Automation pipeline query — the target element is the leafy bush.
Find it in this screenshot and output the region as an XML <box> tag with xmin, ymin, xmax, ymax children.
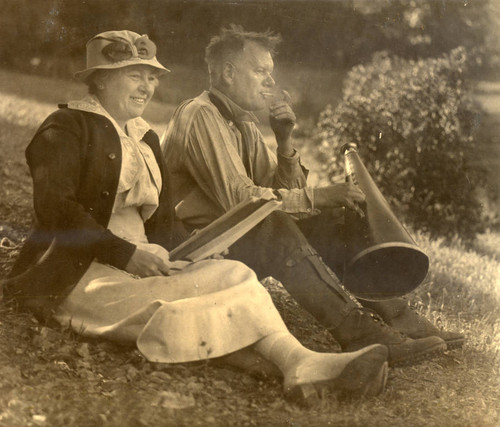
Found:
<box><xmin>314</xmin><ymin>47</ymin><xmax>487</xmax><ymax>242</ymax></box>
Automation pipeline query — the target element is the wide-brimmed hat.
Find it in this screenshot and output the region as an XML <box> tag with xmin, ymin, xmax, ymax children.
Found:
<box><xmin>75</xmin><ymin>30</ymin><xmax>169</xmax><ymax>81</ymax></box>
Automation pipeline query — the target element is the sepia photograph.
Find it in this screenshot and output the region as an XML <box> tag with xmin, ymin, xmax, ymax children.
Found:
<box><xmin>0</xmin><ymin>0</ymin><xmax>498</xmax><ymax>425</ymax></box>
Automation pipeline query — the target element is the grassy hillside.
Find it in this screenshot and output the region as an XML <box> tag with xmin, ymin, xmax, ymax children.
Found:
<box><xmin>0</xmin><ymin>69</ymin><xmax>499</xmax><ymax>426</ymax></box>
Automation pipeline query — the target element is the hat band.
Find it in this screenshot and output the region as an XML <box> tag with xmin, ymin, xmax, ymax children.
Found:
<box><xmin>100</xmin><ymin>35</ymin><xmax>157</xmax><ymax>63</ymax></box>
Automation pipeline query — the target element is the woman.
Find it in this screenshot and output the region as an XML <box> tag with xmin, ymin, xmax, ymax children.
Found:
<box><xmin>2</xmin><ymin>30</ymin><xmax>388</xmax><ymax>403</ymax></box>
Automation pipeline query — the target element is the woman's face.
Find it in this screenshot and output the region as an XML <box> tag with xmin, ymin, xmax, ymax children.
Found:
<box><xmin>97</xmin><ymin>65</ymin><xmax>159</xmax><ymax>127</ymax></box>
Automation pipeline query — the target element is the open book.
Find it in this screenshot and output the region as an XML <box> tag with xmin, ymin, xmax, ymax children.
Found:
<box><xmin>169</xmin><ymin>197</ymin><xmax>282</xmax><ymax>262</ymax></box>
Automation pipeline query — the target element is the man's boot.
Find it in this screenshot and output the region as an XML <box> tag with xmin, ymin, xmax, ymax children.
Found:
<box><xmin>275</xmin><ymin>246</ymin><xmax>447</xmax><ymax>366</ymax></box>
<box><xmin>333</xmin><ymin>308</ymin><xmax>446</xmax><ymax>366</ymax></box>
<box><xmin>296</xmin><ymin>209</ymin><xmax>455</xmax><ymax>355</ymax></box>
<box><xmin>229</xmin><ymin>212</ymin><xmax>447</xmax><ymax>366</ymax></box>
<box><xmin>361</xmin><ymin>298</ymin><xmax>465</xmax><ymax>350</ymax></box>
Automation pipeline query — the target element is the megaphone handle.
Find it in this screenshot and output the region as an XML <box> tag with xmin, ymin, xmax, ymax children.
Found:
<box><xmin>344</xmin><ymin>167</ymin><xmax>365</xmax><ymax>218</ymax></box>
<box><xmin>346</xmin><ymin>173</ymin><xmax>358</xmax><ymax>186</ymax></box>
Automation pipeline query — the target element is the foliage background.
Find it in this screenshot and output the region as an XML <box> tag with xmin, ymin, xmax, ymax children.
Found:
<box><xmin>1</xmin><ymin>0</ymin><xmax>499</xmax><ymax>237</ymax></box>
<box><xmin>1</xmin><ymin>0</ymin><xmax>498</xmax><ymax>69</ymax></box>
<box><xmin>1</xmin><ymin>0</ymin><xmax>499</xmax><ymax>110</ymax></box>
<box><xmin>314</xmin><ymin>47</ymin><xmax>487</xmax><ymax>241</ymax></box>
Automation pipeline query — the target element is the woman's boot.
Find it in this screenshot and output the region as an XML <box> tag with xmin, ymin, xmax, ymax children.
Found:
<box><xmin>253</xmin><ymin>332</ymin><xmax>389</xmax><ymax>404</ymax></box>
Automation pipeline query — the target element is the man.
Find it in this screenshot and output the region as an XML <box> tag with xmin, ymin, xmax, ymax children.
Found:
<box><xmin>163</xmin><ymin>25</ymin><xmax>464</xmax><ymax>366</ymax></box>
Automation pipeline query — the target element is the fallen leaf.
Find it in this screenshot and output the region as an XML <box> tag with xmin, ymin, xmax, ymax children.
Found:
<box><xmin>153</xmin><ymin>391</ymin><xmax>195</xmax><ymax>409</ymax></box>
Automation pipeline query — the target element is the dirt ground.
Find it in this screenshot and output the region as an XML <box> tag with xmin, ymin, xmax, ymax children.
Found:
<box><xmin>0</xmin><ymin>255</ymin><xmax>498</xmax><ymax>426</ymax></box>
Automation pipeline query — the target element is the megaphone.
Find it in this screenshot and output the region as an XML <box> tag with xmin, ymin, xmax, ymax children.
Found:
<box><xmin>341</xmin><ymin>143</ymin><xmax>429</xmax><ymax>300</ymax></box>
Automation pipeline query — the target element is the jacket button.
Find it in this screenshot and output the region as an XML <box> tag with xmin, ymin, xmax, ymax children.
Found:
<box><xmin>108</xmin><ymin>153</ymin><xmax>116</xmax><ymax>160</ymax></box>
<box><xmin>101</xmin><ymin>191</ymin><xmax>110</xmax><ymax>198</ymax></box>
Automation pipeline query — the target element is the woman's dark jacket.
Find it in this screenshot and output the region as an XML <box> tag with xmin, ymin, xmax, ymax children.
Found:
<box><xmin>3</xmin><ymin>106</ymin><xmax>178</xmax><ymax>321</ymax></box>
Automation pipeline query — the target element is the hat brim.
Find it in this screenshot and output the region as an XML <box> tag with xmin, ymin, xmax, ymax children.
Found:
<box><xmin>74</xmin><ymin>57</ymin><xmax>170</xmax><ymax>81</ymax></box>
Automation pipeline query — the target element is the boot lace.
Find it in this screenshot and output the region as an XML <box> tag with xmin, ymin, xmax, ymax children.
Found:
<box><xmin>359</xmin><ymin>308</ymin><xmax>408</xmax><ymax>340</ymax></box>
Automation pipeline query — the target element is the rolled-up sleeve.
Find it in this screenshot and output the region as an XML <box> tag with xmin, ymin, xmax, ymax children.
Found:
<box><xmin>275</xmin><ymin>149</ymin><xmax>309</xmax><ymax>189</ymax></box>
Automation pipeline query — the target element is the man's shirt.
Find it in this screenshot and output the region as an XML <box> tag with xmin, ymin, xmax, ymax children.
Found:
<box><xmin>163</xmin><ymin>88</ymin><xmax>316</xmax><ymax>229</ymax></box>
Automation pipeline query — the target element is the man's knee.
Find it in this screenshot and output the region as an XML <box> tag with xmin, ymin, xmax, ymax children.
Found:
<box><xmin>227</xmin><ymin>211</ymin><xmax>308</xmax><ymax>277</ymax></box>
<box><xmin>296</xmin><ymin>209</ymin><xmax>347</xmax><ymax>278</ymax></box>
<box><xmin>257</xmin><ymin>211</ymin><xmax>310</xmax><ymax>246</ymax></box>
<box><xmin>297</xmin><ymin>208</ymin><xmax>345</xmax><ymax>239</ymax></box>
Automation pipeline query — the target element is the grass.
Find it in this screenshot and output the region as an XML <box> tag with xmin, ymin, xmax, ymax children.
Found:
<box><xmin>412</xmin><ymin>231</ymin><xmax>500</xmax><ymax>357</ymax></box>
<box><xmin>0</xmin><ymin>68</ymin><xmax>499</xmax><ymax>426</ymax></box>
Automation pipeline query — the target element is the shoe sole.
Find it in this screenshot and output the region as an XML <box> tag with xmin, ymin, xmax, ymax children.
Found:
<box><xmin>363</xmin><ymin>361</ymin><xmax>388</xmax><ymax>396</ymax></box>
<box><xmin>406</xmin><ymin>333</ymin><xmax>466</xmax><ymax>351</ymax></box>
<box><xmin>390</xmin><ymin>340</ymin><xmax>447</xmax><ymax>367</ymax></box>
<box><xmin>445</xmin><ymin>337</ymin><xmax>465</xmax><ymax>350</ymax></box>
<box><xmin>285</xmin><ymin>345</ymin><xmax>389</xmax><ymax>405</ymax></box>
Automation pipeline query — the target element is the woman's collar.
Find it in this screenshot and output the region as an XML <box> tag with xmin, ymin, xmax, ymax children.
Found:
<box><xmin>68</xmin><ymin>94</ymin><xmax>151</xmax><ymax>139</ymax></box>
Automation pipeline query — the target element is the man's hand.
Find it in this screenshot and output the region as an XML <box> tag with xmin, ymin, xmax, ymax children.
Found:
<box><xmin>125</xmin><ymin>248</ymin><xmax>170</xmax><ymax>277</ymax></box>
<box><xmin>313</xmin><ymin>183</ymin><xmax>366</xmax><ymax>217</ymax></box>
<box><xmin>269</xmin><ymin>90</ymin><xmax>296</xmax><ymax>156</ymax></box>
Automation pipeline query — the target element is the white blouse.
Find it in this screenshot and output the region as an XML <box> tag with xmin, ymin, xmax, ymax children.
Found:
<box><xmin>68</xmin><ymin>95</ymin><xmax>162</xmax><ymax>243</ymax></box>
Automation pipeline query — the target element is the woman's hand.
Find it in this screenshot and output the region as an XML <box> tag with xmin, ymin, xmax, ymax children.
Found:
<box><xmin>125</xmin><ymin>248</ymin><xmax>170</xmax><ymax>277</ymax></box>
<box><xmin>313</xmin><ymin>183</ymin><xmax>366</xmax><ymax>217</ymax></box>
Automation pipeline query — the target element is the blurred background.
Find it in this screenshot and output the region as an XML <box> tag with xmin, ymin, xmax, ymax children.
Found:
<box><xmin>2</xmin><ymin>0</ymin><xmax>499</xmax><ymax>113</ymax></box>
<box><xmin>1</xmin><ymin>0</ymin><xmax>499</xmax><ymax>242</ymax></box>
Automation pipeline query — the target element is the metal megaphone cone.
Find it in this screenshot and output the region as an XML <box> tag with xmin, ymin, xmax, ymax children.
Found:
<box><xmin>341</xmin><ymin>143</ymin><xmax>429</xmax><ymax>300</ymax></box>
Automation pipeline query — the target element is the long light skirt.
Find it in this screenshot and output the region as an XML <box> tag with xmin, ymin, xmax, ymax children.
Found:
<box><xmin>54</xmin><ymin>258</ymin><xmax>287</xmax><ymax>363</ymax></box>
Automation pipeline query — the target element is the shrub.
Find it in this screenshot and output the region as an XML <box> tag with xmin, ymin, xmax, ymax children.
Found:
<box><xmin>314</xmin><ymin>47</ymin><xmax>487</xmax><ymax>242</ymax></box>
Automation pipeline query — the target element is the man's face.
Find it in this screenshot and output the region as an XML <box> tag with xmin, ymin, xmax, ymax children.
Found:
<box><xmin>225</xmin><ymin>41</ymin><xmax>275</xmax><ymax>111</ymax></box>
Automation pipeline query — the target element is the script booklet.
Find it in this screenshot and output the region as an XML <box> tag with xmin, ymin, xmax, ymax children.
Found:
<box><xmin>169</xmin><ymin>197</ymin><xmax>282</xmax><ymax>262</ymax></box>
